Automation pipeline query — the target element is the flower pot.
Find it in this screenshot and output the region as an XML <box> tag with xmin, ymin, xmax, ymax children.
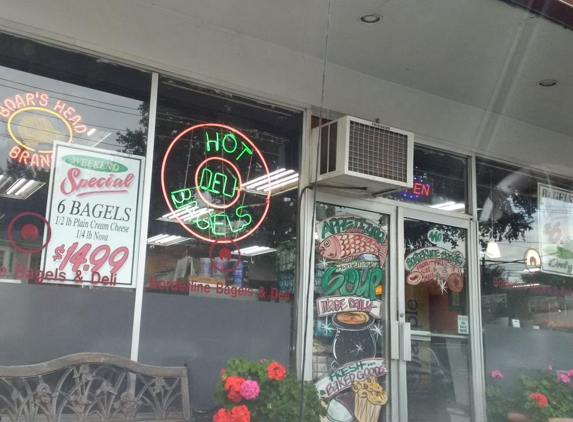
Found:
<box><xmin>507</xmin><ymin>412</ymin><xmax>529</xmax><ymax>422</ymax></box>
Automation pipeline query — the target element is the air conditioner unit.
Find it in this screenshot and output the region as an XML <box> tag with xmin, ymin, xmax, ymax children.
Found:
<box><xmin>310</xmin><ymin>116</ymin><xmax>414</xmax><ymax>194</ymax></box>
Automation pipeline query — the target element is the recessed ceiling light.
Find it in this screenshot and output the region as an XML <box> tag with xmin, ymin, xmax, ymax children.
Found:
<box><xmin>538</xmin><ymin>79</ymin><xmax>558</xmax><ymax>87</ymax></box>
<box><xmin>360</xmin><ymin>14</ymin><xmax>381</xmax><ymax>24</ymax></box>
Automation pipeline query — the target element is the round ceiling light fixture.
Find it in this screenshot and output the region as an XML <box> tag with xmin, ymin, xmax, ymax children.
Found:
<box><xmin>538</xmin><ymin>79</ymin><xmax>558</xmax><ymax>87</ymax></box>
<box><xmin>360</xmin><ymin>14</ymin><xmax>382</xmax><ymax>24</ymax></box>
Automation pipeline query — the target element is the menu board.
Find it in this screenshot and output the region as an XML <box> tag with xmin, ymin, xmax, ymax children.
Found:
<box><xmin>538</xmin><ymin>183</ymin><xmax>573</xmax><ymax>277</ymax></box>
<box><xmin>41</xmin><ymin>143</ymin><xmax>144</xmax><ymax>288</ymax></box>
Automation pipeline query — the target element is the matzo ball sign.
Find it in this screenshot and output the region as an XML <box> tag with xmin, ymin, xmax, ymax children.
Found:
<box><xmin>1</xmin><ymin>92</ymin><xmax>87</xmax><ymax>168</ymax></box>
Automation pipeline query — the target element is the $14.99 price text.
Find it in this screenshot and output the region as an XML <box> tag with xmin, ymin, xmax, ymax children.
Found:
<box><xmin>52</xmin><ymin>242</ymin><xmax>129</xmax><ymax>274</ymax></box>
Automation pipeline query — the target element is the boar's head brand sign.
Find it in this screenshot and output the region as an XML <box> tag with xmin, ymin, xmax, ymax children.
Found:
<box><xmin>1</xmin><ymin>92</ymin><xmax>88</xmax><ymax>168</ymax></box>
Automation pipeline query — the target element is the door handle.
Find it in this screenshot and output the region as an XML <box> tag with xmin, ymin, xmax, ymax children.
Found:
<box><xmin>390</xmin><ymin>320</ymin><xmax>400</xmax><ymax>360</ymax></box>
<box><xmin>400</xmin><ymin>322</ymin><xmax>412</xmax><ymax>361</ymax></box>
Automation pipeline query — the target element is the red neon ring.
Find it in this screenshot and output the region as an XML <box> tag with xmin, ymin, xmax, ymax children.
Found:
<box><xmin>194</xmin><ymin>157</ymin><xmax>243</xmax><ymax>210</ymax></box>
<box><xmin>160</xmin><ymin>123</ymin><xmax>271</xmax><ymax>244</ymax></box>
<box><xmin>209</xmin><ymin>239</ymin><xmax>241</xmax><ymax>274</ymax></box>
<box><xmin>7</xmin><ymin>212</ymin><xmax>52</xmax><ymax>254</ymax></box>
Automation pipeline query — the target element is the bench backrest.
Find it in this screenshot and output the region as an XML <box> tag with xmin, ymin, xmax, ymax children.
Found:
<box><xmin>0</xmin><ymin>353</ymin><xmax>191</xmax><ymax>422</ymax></box>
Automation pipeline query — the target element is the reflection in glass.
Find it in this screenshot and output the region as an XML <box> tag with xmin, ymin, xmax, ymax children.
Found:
<box><xmin>0</xmin><ymin>32</ymin><xmax>150</xmax><ymax>364</ymax></box>
<box><xmin>383</xmin><ymin>146</ymin><xmax>467</xmax><ymax>213</ymax></box>
<box><xmin>404</xmin><ymin>219</ymin><xmax>472</xmax><ymax>421</ymax></box>
<box><xmin>478</xmin><ymin>158</ymin><xmax>573</xmax><ymax>421</ymax></box>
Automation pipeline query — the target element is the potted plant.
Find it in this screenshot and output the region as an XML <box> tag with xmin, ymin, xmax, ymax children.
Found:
<box><xmin>212</xmin><ymin>358</ymin><xmax>327</xmax><ymax>422</ymax></box>
<box><xmin>486</xmin><ymin>370</ymin><xmax>519</xmax><ymax>422</ymax></box>
<box><xmin>516</xmin><ymin>367</ymin><xmax>573</xmax><ymax>422</ymax></box>
<box><xmin>486</xmin><ymin>368</ymin><xmax>573</xmax><ymax>422</ymax></box>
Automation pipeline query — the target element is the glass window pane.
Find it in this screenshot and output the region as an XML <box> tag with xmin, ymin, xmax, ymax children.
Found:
<box><xmin>313</xmin><ymin>203</ymin><xmax>391</xmax><ymax>422</ymax></box>
<box><xmin>478</xmin><ymin>158</ymin><xmax>573</xmax><ymax>421</ymax></box>
<box><xmin>138</xmin><ymin>77</ymin><xmax>302</xmax><ymax>411</ymax></box>
<box><xmin>404</xmin><ymin>219</ymin><xmax>472</xmax><ymax>421</ymax></box>
<box><xmin>383</xmin><ymin>146</ymin><xmax>467</xmax><ymax>213</ymax></box>
<box><xmin>0</xmin><ymin>33</ymin><xmax>151</xmax><ymax>364</ymax></box>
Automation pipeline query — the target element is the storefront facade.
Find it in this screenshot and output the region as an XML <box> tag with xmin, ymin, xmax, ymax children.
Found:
<box><xmin>0</xmin><ymin>2</ymin><xmax>572</xmax><ymax>421</ymax></box>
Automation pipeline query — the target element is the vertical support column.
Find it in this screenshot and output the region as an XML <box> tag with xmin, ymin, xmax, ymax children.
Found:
<box><xmin>295</xmin><ymin>109</ymin><xmax>315</xmax><ymax>381</ymax></box>
<box><xmin>396</xmin><ymin>207</ymin><xmax>409</xmax><ymax>422</ymax></box>
<box><xmin>469</xmin><ymin>219</ymin><xmax>486</xmax><ymax>421</ymax></box>
<box><xmin>130</xmin><ymin>72</ymin><xmax>159</xmax><ymax>362</ymax></box>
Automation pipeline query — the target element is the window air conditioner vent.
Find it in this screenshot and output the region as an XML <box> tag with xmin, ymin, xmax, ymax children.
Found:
<box><xmin>311</xmin><ymin>116</ymin><xmax>414</xmax><ymax>194</ymax></box>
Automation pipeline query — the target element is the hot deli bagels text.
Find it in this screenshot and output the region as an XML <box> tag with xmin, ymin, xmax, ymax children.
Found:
<box><xmin>40</xmin><ymin>143</ymin><xmax>145</xmax><ymax>288</ymax></box>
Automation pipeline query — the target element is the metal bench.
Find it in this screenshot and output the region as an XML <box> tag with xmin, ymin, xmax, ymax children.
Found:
<box><xmin>0</xmin><ymin>353</ymin><xmax>191</xmax><ymax>422</ymax></box>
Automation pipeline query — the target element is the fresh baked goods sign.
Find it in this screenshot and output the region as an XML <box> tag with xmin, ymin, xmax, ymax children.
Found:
<box><xmin>314</xmin><ymin>214</ymin><xmax>389</xmax><ymax>422</ymax></box>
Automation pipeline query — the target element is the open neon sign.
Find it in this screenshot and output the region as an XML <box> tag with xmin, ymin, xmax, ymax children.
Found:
<box><xmin>160</xmin><ymin>123</ymin><xmax>271</xmax><ymax>243</ymax></box>
<box><xmin>401</xmin><ymin>176</ymin><xmax>432</xmax><ymax>200</ymax></box>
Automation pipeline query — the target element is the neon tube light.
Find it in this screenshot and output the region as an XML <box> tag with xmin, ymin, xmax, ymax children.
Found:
<box><xmin>242</xmin><ymin>168</ymin><xmax>288</xmax><ymax>188</ymax></box>
<box><xmin>440</xmin><ymin>203</ymin><xmax>465</xmax><ymax>211</ymax></box>
<box><xmin>6</xmin><ymin>179</ymin><xmax>27</xmax><ymax>195</ymax></box>
<box><xmin>14</xmin><ymin>179</ymin><xmax>37</xmax><ymax>196</ymax></box>
<box><xmin>243</xmin><ymin>169</ymin><xmax>295</xmax><ymax>189</ymax></box>
<box><xmin>161</xmin><ymin>123</ymin><xmax>271</xmax><ymax>244</ymax></box>
<box><xmin>194</xmin><ymin>156</ymin><xmax>243</xmax><ymax>210</ymax></box>
<box><xmin>231</xmin><ymin>246</ymin><xmax>276</xmax><ymax>256</ymax></box>
<box><xmin>148</xmin><ymin>234</ymin><xmax>170</xmax><ymax>242</ymax></box>
<box><xmin>262</xmin><ymin>174</ymin><xmax>299</xmax><ymax>192</ymax></box>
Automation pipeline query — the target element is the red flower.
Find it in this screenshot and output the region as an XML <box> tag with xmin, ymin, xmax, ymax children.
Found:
<box><xmin>225</xmin><ymin>376</ymin><xmax>245</xmax><ymax>403</ymax></box>
<box><xmin>231</xmin><ymin>405</ymin><xmax>251</xmax><ymax>422</ymax></box>
<box><xmin>530</xmin><ymin>392</ymin><xmax>548</xmax><ymax>407</ymax></box>
<box><xmin>221</xmin><ymin>369</ymin><xmax>227</xmax><ymax>373</ymax></box>
<box><xmin>267</xmin><ymin>362</ymin><xmax>286</xmax><ymax>381</ymax></box>
<box><xmin>213</xmin><ymin>408</ymin><xmax>232</xmax><ymax>422</ymax></box>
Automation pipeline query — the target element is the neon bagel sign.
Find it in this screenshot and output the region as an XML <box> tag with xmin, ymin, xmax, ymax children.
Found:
<box><xmin>160</xmin><ymin>123</ymin><xmax>271</xmax><ymax>244</ymax></box>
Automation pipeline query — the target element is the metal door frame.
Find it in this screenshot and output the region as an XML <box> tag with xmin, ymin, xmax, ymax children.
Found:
<box><xmin>302</xmin><ymin>190</ymin><xmax>399</xmax><ymax>422</ymax></box>
<box><xmin>298</xmin><ymin>191</ymin><xmax>484</xmax><ymax>422</ymax></box>
<box><xmin>396</xmin><ymin>207</ymin><xmax>484</xmax><ymax>422</ymax></box>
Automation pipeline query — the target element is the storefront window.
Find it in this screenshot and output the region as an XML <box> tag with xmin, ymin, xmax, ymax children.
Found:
<box><xmin>478</xmin><ymin>158</ymin><xmax>573</xmax><ymax>420</ymax></box>
<box><xmin>383</xmin><ymin>146</ymin><xmax>467</xmax><ymax>213</ymax></box>
<box><xmin>138</xmin><ymin>77</ymin><xmax>302</xmax><ymax>410</ymax></box>
<box><xmin>0</xmin><ymin>33</ymin><xmax>151</xmax><ymax>363</ymax></box>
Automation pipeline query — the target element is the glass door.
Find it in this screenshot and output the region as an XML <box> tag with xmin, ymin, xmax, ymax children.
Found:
<box><xmin>398</xmin><ymin>209</ymin><xmax>474</xmax><ymax>422</ymax></box>
<box><xmin>312</xmin><ymin>194</ymin><xmax>396</xmax><ymax>422</ymax></box>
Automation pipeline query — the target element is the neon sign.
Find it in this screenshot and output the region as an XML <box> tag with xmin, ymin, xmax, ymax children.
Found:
<box><xmin>401</xmin><ymin>176</ymin><xmax>432</xmax><ymax>199</ymax></box>
<box><xmin>1</xmin><ymin>92</ymin><xmax>87</xmax><ymax>168</ymax></box>
<box><xmin>161</xmin><ymin>123</ymin><xmax>271</xmax><ymax>243</ymax></box>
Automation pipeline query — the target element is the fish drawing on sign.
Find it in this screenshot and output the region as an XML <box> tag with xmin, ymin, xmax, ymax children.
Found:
<box><xmin>319</xmin><ymin>229</ymin><xmax>388</xmax><ymax>267</ymax></box>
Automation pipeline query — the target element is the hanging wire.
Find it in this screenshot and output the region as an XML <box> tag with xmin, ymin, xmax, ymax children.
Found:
<box><xmin>299</xmin><ymin>0</ymin><xmax>332</xmax><ymax>420</ymax></box>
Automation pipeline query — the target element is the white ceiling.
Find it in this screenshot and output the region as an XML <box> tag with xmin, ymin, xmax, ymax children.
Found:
<box><xmin>136</xmin><ymin>0</ymin><xmax>573</xmax><ymax>138</ymax></box>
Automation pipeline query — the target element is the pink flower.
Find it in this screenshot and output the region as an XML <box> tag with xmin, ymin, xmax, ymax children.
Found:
<box><xmin>547</xmin><ymin>365</ymin><xmax>553</xmax><ymax>372</ymax></box>
<box><xmin>558</xmin><ymin>373</ymin><xmax>571</xmax><ymax>383</ymax></box>
<box><xmin>240</xmin><ymin>380</ymin><xmax>260</xmax><ymax>400</ymax></box>
<box><xmin>567</xmin><ymin>369</ymin><xmax>573</xmax><ymax>377</ymax></box>
<box><xmin>491</xmin><ymin>370</ymin><xmax>504</xmax><ymax>379</ymax></box>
